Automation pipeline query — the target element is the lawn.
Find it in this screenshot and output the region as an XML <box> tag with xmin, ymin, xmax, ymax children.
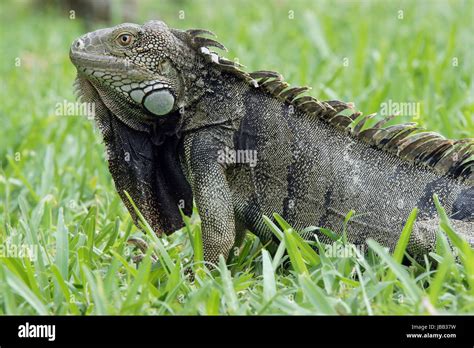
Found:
<box><xmin>0</xmin><ymin>0</ymin><xmax>473</xmax><ymax>315</ymax></box>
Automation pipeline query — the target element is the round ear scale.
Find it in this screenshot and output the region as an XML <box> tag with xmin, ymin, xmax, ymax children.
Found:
<box><xmin>143</xmin><ymin>89</ymin><xmax>175</xmax><ymax>116</ymax></box>
<box><xmin>123</xmin><ymin>80</ymin><xmax>175</xmax><ymax>116</ymax></box>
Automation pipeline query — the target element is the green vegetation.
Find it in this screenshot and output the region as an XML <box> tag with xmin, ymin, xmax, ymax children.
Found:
<box><xmin>0</xmin><ymin>0</ymin><xmax>473</xmax><ymax>315</ymax></box>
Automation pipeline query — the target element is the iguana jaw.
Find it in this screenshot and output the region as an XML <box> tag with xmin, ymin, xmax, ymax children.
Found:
<box><xmin>70</xmin><ymin>50</ymin><xmax>150</xmax><ymax>79</ymax></box>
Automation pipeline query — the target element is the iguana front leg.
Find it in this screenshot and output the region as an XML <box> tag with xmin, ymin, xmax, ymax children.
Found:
<box><xmin>185</xmin><ymin>135</ymin><xmax>236</xmax><ymax>266</ymax></box>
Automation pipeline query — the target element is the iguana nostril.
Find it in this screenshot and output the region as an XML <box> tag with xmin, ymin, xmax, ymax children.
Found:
<box><xmin>74</xmin><ymin>39</ymin><xmax>85</xmax><ymax>50</ymax></box>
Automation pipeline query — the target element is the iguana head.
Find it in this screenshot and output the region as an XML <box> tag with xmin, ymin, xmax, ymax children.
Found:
<box><xmin>70</xmin><ymin>20</ymin><xmax>209</xmax><ymax>130</ymax></box>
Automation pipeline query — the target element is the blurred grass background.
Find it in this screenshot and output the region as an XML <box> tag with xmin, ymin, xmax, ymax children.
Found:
<box><xmin>0</xmin><ymin>0</ymin><xmax>473</xmax><ymax>315</ymax></box>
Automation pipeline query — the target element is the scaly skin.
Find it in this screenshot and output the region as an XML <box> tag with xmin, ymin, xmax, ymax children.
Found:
<box><xmin>70</xmin><ymin>21</ymin><xmax>473</xmax><ymax>267</ymax></box>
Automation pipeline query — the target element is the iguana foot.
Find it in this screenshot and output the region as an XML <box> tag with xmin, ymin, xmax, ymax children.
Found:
<box><xmin>127</xmin><ymin>237</ymin><xmax>158</xmax><ymax>263</ymax></box>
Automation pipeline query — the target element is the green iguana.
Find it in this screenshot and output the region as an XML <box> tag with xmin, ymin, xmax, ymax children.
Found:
<box><xmin>70</xmin><ymin>20</ymin><xmax>474</xmax><ymax>266</ymax></box>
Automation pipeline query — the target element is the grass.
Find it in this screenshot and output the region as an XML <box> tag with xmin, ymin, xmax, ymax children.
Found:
<box><xmin>0</xmin><ymin>0</ymin><xmax>473</xmax><ymax>315</ymax></box>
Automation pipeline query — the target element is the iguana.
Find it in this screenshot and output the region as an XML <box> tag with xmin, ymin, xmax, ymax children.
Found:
<box><xmin>69</xmin><ymin>20</ymin><xmax>474</xmax><ymax>266</ymax></box>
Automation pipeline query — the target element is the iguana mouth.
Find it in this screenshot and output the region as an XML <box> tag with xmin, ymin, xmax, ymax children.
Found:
<box><xmin>70</xmin><ymin>51</ymin><xmax>123</xmax><ymax>69</ymax></box>
<box><xmin>70</xmin><ymin>50</ymin><xmax>150</xmax><ymax>79</ymax></box>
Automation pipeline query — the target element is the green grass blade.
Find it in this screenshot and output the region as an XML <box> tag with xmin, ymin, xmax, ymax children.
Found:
<box><xmin>263</xmin><ymin>215</ymin><xmax>284</xmax><ymax>240</ymax></box>
<box><xmin>284</xmin><ymin>230</ymin><xmax>308</xmax><ymax>275</ymax></box>
<box><xmin>299</xmin><ymin>274</ymin><xmax>337</xmax><ymax>314</ymax></box>
<box><xmin>193</xmin><ymin>225</ymin><xmax>204</xmax><ymax>270</ymax></box>
<box><xmin>384</xmin><ymin>208</ymin><xmax>417</xmax><ymax>298</ymax></box>
<box><xmin>433</xmin><ymin>194</ymin><xmax>474</xmax><ymax>293</ymax></box>
<box><xmin>291</xmin><ymin>230</ymin><xmax>321</xmax><ymax>267</ymax></box>
<box><xmin>355</xmin><ymin>264</ymin><xmax>373</xmax><ymax>315</ymax></box>
<box><xmin>262</xmin><ymin>249</ymin><xmax>276</xmax><ymax>302</ymax></box>
<box><xmin>271</xmin><ymin>239</ymin><xmax>287</xmax><ymax>270</ymax></box>
<box><xmin>428</xmin><ymin>232</ymin><xmax>454</xmax><ymax>306</ymax></box>
<box><xmin>55</xmin><ymin>207</ymin><xmax>69</xmax><ymax>280</ymax></box>
<box><xmin>0</xmin><ymin>265</ymin><xmax>18</xmax><ymax>314</ymax></box>
<box><xmin>218</xmin><ymin>255</ymin><xmax>238</xmax><ymax>314</ymax></box>
<box><xmin>5</xmin><ymin>268</ymin><xmax>49</xmax><ymax>315</ymax></box>
<box><xmin>392</xmin><ymin>208</ymin><xmax>417</xmax><ymax>264</ymax></box>
<box><xmin>81</xmin><ymin>265</ymin><xmax>107</xmax><ymax>315</ymax></box>
<box><xmin>368</xmin><ymin>239</ymin><xmax>422</xmax><ymax>302</ymax></box>
<box><xmin>50</xmin><ymin>264</ymin><xmax>80</xmax><ymax>315</ymax></box>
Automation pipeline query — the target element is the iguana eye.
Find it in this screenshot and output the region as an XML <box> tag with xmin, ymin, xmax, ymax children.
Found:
<box><xmin>116</xmin><ymin>33</ymin><xmax>133</xmax><ymax>47</ymax></box>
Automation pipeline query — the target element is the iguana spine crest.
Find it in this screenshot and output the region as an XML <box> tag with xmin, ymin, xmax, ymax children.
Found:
<box><xmin>185</xmin><ymin>28</ymin><xmax>473</xmax><ymax>183</ymax></box>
